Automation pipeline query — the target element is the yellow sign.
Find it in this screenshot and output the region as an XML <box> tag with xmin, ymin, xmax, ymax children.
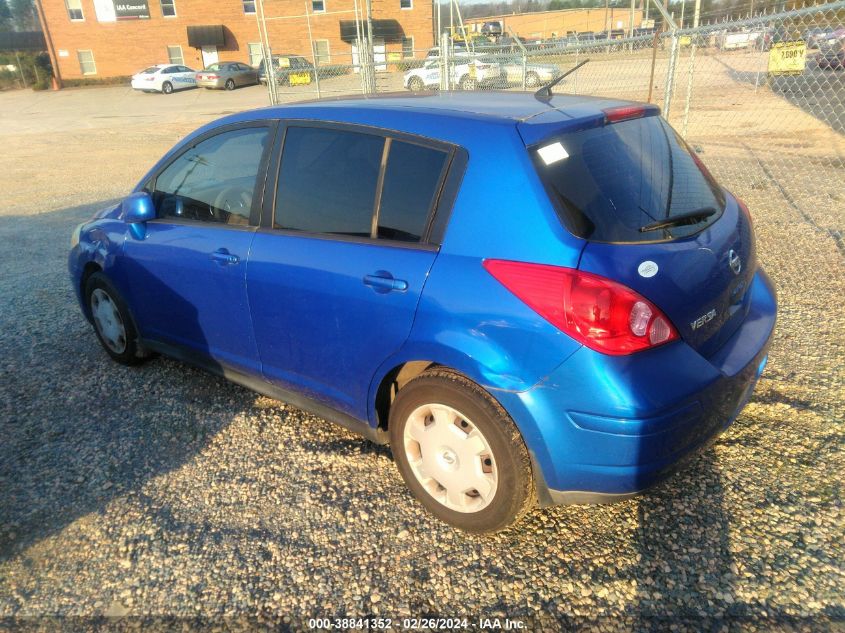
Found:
<box><xmin>278</xmin><ymin>57</ymin><xmax>291</xmax><ymax>68</ymax></box>
<box><xmin>387</xmin><ymin>52</ymin><xmax>402</xmax><ymax>62</ymax></box>
<box><xmin>768</xmin><ymin>41</ymin><xmax>806</xmax><ymax>75</ymax></box>
<box><xmin>289</xmin><ymin>71</ymin><xmax>311</xmax><ymax>86</ymax></box>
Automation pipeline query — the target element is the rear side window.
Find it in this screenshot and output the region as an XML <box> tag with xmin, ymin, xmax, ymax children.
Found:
<box><xmin>275</xmin><ymin>126</ymin><xmax>384</xmax><ymax>236</ymax></box>
<box><xmin>378</xmin><ymin>140</ymin><xmax>448</xmax><ymax>242</ymax></box>
<box><xmin>274</xmin><ymin>126</ymin><xmax>450</xmax><ymax>243</ymax></box>
<box><xmin>533</xmin><ymin>116</ymin><xmax>725</xmax><ymax>243</ymax></box>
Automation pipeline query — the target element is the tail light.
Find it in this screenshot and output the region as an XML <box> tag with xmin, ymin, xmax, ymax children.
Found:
<box><xmin>602</xmin><ymin>104</ymin><xmax>658</xmax><ymax>123</ymax></box>
<box><xmin>483</xmin><ymin>260</ymin><xmax>679</xmax><ymax>355</ymax></box>
<box><xmin>145</xmin><ymin>76</ymin><xmax>155</xmax><ymax>81</ymax></box>
<box><xmin>206</xmin><ymin>74</ymin><xmax>219</xmax><ymax>79</ymax></box>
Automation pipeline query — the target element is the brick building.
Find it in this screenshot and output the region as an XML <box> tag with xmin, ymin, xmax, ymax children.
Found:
<box><xmin>464</xmin><ymin>7</ymin><xmax>644</xmax><ymax>40</ymax></box>
<box><xmin>37</xmin><ymin>0</ymin><xmax>434</xmax><ymax>80</ymax></box>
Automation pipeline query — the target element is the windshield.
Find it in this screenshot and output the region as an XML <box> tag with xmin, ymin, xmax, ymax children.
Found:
<box><xmin>533</xmin><ymin>115</ymin><xmax>725</xmax><ymax>243</ymax></box>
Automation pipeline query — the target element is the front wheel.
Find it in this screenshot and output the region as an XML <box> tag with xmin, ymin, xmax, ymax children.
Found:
<box><xmin>389</xmin><ymin>369</ymin><xmax>536</xmax><ymax>533</ymax></box>
<box><xmin>85</xmin><ymin>272</ymin><xmax>149</xmax><ymax>366</ymax></box>
<box><xmin>161</xmin><ymin>81</ymin><xmax>173</xmax><ymax>94</ymax></box>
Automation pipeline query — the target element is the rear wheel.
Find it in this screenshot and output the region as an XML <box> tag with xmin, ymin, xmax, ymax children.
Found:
<box><xmin>161</xmin><ymin>81</ymin><xmax>173</xmax><ymax>95</ymax></box>
<box><xmin>459</xmin><ymin>75</ymin><xmax>478</xmax><ymax>90</ymax></box>
<box><xmin>389</xmin><ymin>369</ymin><xmax>535</xmax><ymax>533</ymax></box>
<box><xmin>85</xmin><ymin>272</ymin><xmax>149</xmax><ymax>366</ymax></box>
<box><xmin>225</xmin><ymin>78</ymin><xmax>235</xmax><ymax>91</ymax></box>
<box><xmin>525</xmin><ymin>71</ymin><xmax>541</xmax><ymax>88</ymax></box>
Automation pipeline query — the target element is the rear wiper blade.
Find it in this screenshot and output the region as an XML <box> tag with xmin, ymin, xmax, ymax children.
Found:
<box><xmin>638</xmin><ymin>207</ymin><xmax>717</xmax><ymax>233</ymax></box>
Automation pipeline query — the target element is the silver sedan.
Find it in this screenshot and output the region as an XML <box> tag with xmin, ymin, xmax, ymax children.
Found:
<box><xmin>196</xmin><ymin>62</ymin><xmax>258</xmax><ymax>90</ymax></box>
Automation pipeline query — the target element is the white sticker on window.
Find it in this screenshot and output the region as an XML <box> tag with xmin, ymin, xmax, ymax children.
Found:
<box><xmin>537</xmin><ymin>142</ymin><xmax>569</xmax><ymax>165</ymax></box>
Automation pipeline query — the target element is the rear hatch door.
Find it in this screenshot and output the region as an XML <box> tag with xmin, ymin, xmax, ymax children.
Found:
<box><xmin>524</xmin><ymin>106</ymin><xmax>756</xmax><ymax>358</ymax></box>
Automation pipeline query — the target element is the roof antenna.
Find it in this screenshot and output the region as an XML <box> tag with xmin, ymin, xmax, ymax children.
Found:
<box><xmin>534</xmin><ymin>59</ymin><xmax>590</xmax><ymax>100</ymax></box>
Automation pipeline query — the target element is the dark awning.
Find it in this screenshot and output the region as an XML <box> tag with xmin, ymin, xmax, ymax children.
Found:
<box><xmin>0</xmin><ymin>31</ymin><xmax>46</xmax><ymax>52</ymax></box>
<box><xmin>339</xmin><ymin>19</ymin><xmax>404</xmax><ymax>44</ymax></box>
<box><xmin>187</xmin><ymin>25</ymin><xmax>225</xmax><ymax>48</ymax></box>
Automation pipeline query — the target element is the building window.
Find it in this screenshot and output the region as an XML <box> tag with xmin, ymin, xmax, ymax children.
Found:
<box><xmin>65</xmin><ymin>0</ymin><xmax>84</xmax><ymax>21</ymax></box>
<box><xmin>166</xmin><ymin>45</ymin><xmax>184</xmax><ymax>64</ymax></box>
<box><xmin>314</xmin><ymin>39</ymin><xmax>330</xmax><ymax>64</ymax></box>
<box><xmin>243</xmin><ymin>0</ymin><xmax>256</xmax><ymax>13</ymax></box>
<box><xmin>312</xmin><ymin>0</ymin><xmax>325</xmax><ymax>13</ymax></box>
<box><xmin>248</xmin><ymin>43</ymin><xmax>263</xmax><ymax>67</ymax></box>
<box><xmin>160</xmin><ymin>0</ymin><xmax>176</xmax><ymax>17</ymax></box>
<box><xmin>402</xmin><ymin>36</ymin><xmax>414</xmax><ymax>58</ymax></box>
<box><xmin>77</xmin><ymin>50</ymin><xmax>96</xmax><ymax>75</ymax></box>
<box><xmin>400</xmin><ymin>0</ymin><xmax>412</xmax><ymax>8</ymax></box>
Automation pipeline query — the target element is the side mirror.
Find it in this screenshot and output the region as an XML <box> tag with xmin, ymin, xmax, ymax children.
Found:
<box><xmin>122</xmin><ymin>191</ymin><xmax>155</xmax><ymax>240</ymax></box>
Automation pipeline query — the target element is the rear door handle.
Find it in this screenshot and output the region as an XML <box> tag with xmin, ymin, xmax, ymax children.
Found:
<box><xmin>211</xmin><ymin>249</ymin><xmax>240</xmax><ymax>266</ymax></box>
<box><xmin>363</xmin><ymin>272</ymin><xmax>408</xmax><ymax>293</ymax></box>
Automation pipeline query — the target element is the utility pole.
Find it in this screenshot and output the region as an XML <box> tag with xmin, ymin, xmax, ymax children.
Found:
<box><xmin>366</xmin><ymin>0</ymin><xmax>375</xmax><ymax>92</ymax></box>
<box><xmin>693</xmin><ymin>0</ymin><xmax>701</xmax><ymax>27</ymax></box>
<box><xmin>629</xmin><ymin>0</ymin><xmax>635</xmax><ymax>37</ymax></box>
<box><xmin>33</xmin><ymin>0</ymin><xmax>62</xmax><ymax>89</ymax></box>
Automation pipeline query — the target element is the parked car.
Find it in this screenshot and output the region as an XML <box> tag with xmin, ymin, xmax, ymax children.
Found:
<box><xmin>257</xmin><ymin>54</ymin><xmax>315</xmax><ymax>86</ymax></box>
<box><xmin>498</xmin><ymin>57</ymin><xmax>560</xmax><ymax>88</ymax></box>
<box><xmin>69</xmin><ymin>92</ymin><xmax>776</xmax><ymax>533</ymax></box>
<box><xmin>130</xmin><ymin>64</ymin><xmax>196</xmax><ymax>94</ymax></box>
<box><xmin>196</xmin><ymin>61</ymin><xmax>259</xmax><ymax>90</ymax></box>
<box><xmin>480</xmin><ymin>20</ymin><xmax>503</xmax><ymax>37</ymax></box>
<box><xmin>817</xmin><ymin>40</ymin><xmax>845</xmax><ymax>69</ymax></box>
<box><xmin>404</xmin><ymin>55</ymin><xmax>505</xmax><ymax>90</ymax></box>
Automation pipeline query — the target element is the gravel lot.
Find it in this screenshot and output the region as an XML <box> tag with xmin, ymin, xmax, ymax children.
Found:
<box><xmin>0</xmin><ymin>82</ymin><xmax>843</xmax><ymax>631</ymax></box>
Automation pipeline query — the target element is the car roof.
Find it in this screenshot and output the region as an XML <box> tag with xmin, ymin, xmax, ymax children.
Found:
<box><xmin>202</xmin><ymin>91</ymin><xmax>645</xmax><ymax>147</ymax></box>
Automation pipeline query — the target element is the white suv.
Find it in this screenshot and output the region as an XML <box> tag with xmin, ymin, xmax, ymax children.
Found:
<box><xmin>404</xmin><ymin>55</ymin><xmax>504</xmax><ymax>91</ymax></box>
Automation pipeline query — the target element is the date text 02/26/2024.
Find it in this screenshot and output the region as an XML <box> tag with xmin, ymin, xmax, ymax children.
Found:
<box><xmin>307</xmin><ymin>617</ymin><xmax>526</xmax><ymax>630</ymax></box>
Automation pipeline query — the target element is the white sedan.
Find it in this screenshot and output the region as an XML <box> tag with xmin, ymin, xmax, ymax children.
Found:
<box><xmin>131</xmin><ymin>64</ymin><xmax>197</xmax><ymax>94</ymax></box>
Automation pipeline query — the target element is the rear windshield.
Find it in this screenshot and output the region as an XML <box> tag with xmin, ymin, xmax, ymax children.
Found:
<box><xmin>533</xmin><ymin>115</ymin><xmax>725</xmax><ymax>243</ymax></box>
<box><xmin>141</xmin><ymin>67</ymin><xmax>159</xmax><ymax>74</ymax></box>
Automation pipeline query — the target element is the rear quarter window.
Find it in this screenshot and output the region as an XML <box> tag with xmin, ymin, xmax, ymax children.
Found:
<box><xmin>533</xmin><ymin>115</ymin><xmax>725</xmax><ymax>243</ymax></box>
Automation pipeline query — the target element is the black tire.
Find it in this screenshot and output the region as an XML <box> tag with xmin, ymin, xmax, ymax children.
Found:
<box><xmin>85</xmin><ymin>272</ymin><xmax>149</xmax><ymax>366</ymax></box>
<box><xmin>408</xmin><ymin>76</ymin><xmax>424</xmax><ymax>92</ymax></box>
<box><xmin>161</xmin><ymin>81</ymin><xmax>173</xmax><ymax>95</ymax></box>
<box><xmin>225</xmin><ymin>78</ymin><xmax>235</xmax><ymax>91</ymax></box>
<box><xmin>525</xmin><ymin>71</ymin><xmax>541</xmax><ymax>88</ymax></box>
<box><xmin>389</xmin><ymin>368</ymin><xmax>536</xmax><ymax>533</ymax></box>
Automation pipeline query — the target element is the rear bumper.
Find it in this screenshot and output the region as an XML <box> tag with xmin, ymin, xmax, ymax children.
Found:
<box><xmin>497</xmin><ymin>268</ymin><xmax>777</xmax><ymax>504</ymax></box>
<box><xmin>196</xmin><ymin>78</ymin><xmax>225</xmax><ymax>89</ymax></box>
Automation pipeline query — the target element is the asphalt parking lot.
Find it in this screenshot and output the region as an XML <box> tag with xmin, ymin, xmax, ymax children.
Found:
<box><xmin>0</xmin><ymin>84</ymin><xmax>843</xmax><ymax>630</ymax></box>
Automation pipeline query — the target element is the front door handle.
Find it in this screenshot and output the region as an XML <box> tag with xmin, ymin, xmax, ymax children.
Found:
<box><xmin>363</xmin><ymin>271</ymin><xmax>408</xmax><ymax>293</ymax></box>
<box><xmin>211</xmin><ymin>249</ymin><xmax>240</xmax><ymax>266</ymax></box>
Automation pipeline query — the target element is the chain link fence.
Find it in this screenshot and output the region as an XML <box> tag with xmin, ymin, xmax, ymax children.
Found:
<box><xmin>256</xmin><ymin>2</ymin><xmax>844</xmax><ymax>251</ymax></box>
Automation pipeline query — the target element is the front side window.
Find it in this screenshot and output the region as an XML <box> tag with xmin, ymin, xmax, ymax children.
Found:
<box><xmin>312</xmin><ymin>0</ymin><xmax>325</xmax><ymax>12</ymax></box>
<box><xmin>153</xmin><ymin>127</ymin><xmax>271</xmax><ymax>225</ymax></box>
<box><xmin>275</xmin><ymin>127</ymin><xmax>383</xmax><ymax>236</ymax></box>
<box><xmin>160</xmin><ymin>0</ymin><xmax>176</xmax><ymax>17</ymax></box>
<box><xmin>166</xmin><ymin>45</ymin><xmax>183</xmax><ymax>65</ymax></box>
<box><xmin>243</xmin><ymin>0</ymin><xmax>256</xmax><ymax>13</ymax></box>
<box><xmin>77</xmin><ymin>50</ymin><xmax>96</xmax><ymax>75</ymax></box>
<box><xmin>66</xmin><ymin>0</ymin><xmax>83</xmax><ymax>20</ymax></box>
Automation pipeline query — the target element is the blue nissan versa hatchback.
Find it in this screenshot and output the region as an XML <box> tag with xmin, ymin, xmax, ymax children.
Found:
<box><xmin>69</xmin><ymin>92</ymin><xmax>776</xmax><ymax>533</ymax></box>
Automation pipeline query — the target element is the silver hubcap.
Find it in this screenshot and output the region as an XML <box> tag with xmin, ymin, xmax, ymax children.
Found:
<box><xmin>403</xmin><ymin>403</ymin><xmax>498</xmax><ymax>513</ymax></box>
<box><xmin>91</xmin><ymin>288</ymin><xmax>127</xmax><ymax>354</ymax></box>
